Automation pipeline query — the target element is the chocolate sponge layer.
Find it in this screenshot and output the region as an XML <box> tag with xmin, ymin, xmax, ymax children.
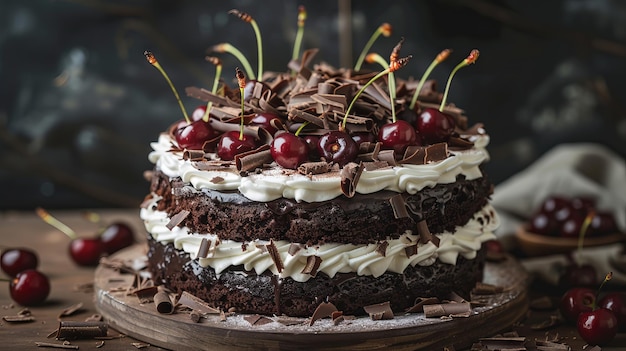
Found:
<box><xmin>147</xmin><ymin>237</ymin><xmax>486</xmax><ymax>317</ymax></box>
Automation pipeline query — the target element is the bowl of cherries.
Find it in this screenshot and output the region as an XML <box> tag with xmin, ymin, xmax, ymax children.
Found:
<box><xmin>516</xmin><ymin>195</ymin><xmax>624</xmax><ymax>256</ymax></box>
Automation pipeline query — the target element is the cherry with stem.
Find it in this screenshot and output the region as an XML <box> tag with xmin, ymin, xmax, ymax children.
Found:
<box><xmin>200</xmin><ymin>56</ymin><xmax>223</xmax><ymax>122</ymax></box>
<box><xmin>209</xmin><ymin>43</ymin><xmax>256</xmax><ymax>80</ymax></box>
<box><xmin>271</xmin><ymin>122</ymin><xmax>310</xmax><ymax>169</ymax></box>
<box><xmin>577</xmin><ymin>272</ymin><xmax>618</xmax><ymax>346</ymax></box>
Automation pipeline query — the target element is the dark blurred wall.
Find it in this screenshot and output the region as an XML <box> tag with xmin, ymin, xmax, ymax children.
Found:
<box><xmin>1</xmin><ymin>0</ymin><xmax>625</xmax><ymax>210</ymax></box>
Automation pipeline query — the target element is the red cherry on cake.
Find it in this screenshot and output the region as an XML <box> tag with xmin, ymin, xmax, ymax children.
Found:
<box><xmin>9</xmin><ymin>269</ymin><xmax>50</xmax><ymax>306</ymax></box>
<box><xmin>599</xmin><ymin>292</ymin><xmax>626</xmax><ymax>331</ymax></box>
<box><xmin>577</xmin><ymin>308</ymin><xmax>618</xmax><ymax>345</ymax></box>
<box><xmin>560</xmin><ymin>287</ymin><xmax>595</xmax><ymax>323</ymax></box>
<box><xmin>378</xmin><ymin>120</ymin><xmax>417</xmax><ymax>155</ymax></box>
<box><xmin>317</xmin><ymin>131</ymin><xmax>358</xmax><ymax>167</ymax></box>
<box><xmin>174</xmin><ymin>119</ymin><xmax>219</xmax><ymax>150</ymax></box>
<box><xmin>351</xmin><ymin>132</ymin><xmax>376</xmax><ymax>147</ymax></box>
<box><xmin>1</xmin><ymin>248</ymin><xmax>39</xmax><ymax>277</ymax></box>
<box><xmin>100</xmin><ymin>222</ymin><xmax>135</xmax><ymax>255</ymax></box>
<box><xmin>250</xmin><ymin>112</ymin><xmax>280</xmax><ymax>136</ymax></box>
<box><xmin>415</xmin><ymin>108</ymin><xmax>455</xmax><ymax>145</ymax></box>
<box><xmin>217</xmin><ymin>130</ymin><xmax>258</xmax><ymax>161</ymax></box>
<box><xmin>270</xmin><ymin>133</ymin><xmax>308</xmax><ymax>169</ymax></box>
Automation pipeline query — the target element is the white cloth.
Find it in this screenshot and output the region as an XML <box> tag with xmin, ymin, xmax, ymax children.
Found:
<box><xmin>491</xmin><ymin>143</ymin><xmax>626</xmax><ymax>285</ymax></box>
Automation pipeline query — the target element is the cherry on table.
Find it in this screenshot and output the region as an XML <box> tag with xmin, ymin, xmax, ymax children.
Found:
<box><xmin>577</xmin><ymin>307</ymin><xmax>618</xmax><ymax>346</ymax></box>
<box><xmin>9</xmin><ymin>269</ymin><xmax>50</xmax><ymax>306</ymax></box>
<box><xmin>317</xmin><ymin>131</ymin><xmax>358</xmax><ymax>167</ymax></box>
<box><xmin>100</xmin><ymin>222</ymin><xmax>135</xmax><ymax>255</ymax></box>
<box><xmin>1</xmin><ymin>248</ymin><xmax>39</xmax><ymax>277</ymax></box>
<box><xmin>217</xmin><ymin>130</ymin><xmax>258</xmax><ymax>161</ymax></box>
<box><xmin>69</xmin><ymin>237</ymin><xmax>105</xmax><ymax>266</ymax></box>
<box><xmin>560</xmin><ymin>287</ymin><xmax>595</xmax><ymax>323</ymax></box>
<box><xmin>270</xmin><ymin>133</ymin><xmax>308</xmax><ymax>169</ymax></box>
<box><xmin>599</xmin><ymin>292</ymin><xmax>626</xmax><ymax>331</ymax></box>
<box><xmin>378</xmin><ymin>120</ymin><xmax>417</xmax><ymax>155</ymax></box>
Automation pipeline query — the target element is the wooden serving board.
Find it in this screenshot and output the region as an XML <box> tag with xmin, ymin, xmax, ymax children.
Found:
<box><xmin>95</xmin><ymin>245</ymin><xmax>529</xmax><ymax>351</ymax></box>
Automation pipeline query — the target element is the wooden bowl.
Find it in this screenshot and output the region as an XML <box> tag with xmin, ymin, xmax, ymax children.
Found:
<box><xmin>515</xmin><ymin>225</ymin><xmax>624</xmax><ymax>257</ymax></box>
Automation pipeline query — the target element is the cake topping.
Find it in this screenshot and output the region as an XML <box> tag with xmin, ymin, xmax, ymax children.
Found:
<box><xmin>423</xmin><ymin>301</ymin><xmax>471</xmax><ymax>318</ymax></box>
<box><xmin>339</xmin><ymin>161</ymin><xmax>363</xmax><ymax>197</ymax></box>
<box><xmin>265</xmin><ymin>240</ymin><xmax>284</xmax><ymax>273</ymax></box>
<box><xmin>309</xmin><ymin>302</ymin><xmax>339</xmax><ymax>326</ymax></box>
<box><xmin>300</xmin><ymin>255</ymin><xmax>322</xmax><ymax>276</ymax></box>
<box><xmin>363</xmin><ymin>301</ymin><xmax>394</xmax><ymax>320</ymax></box>
<box><xmin>165</xmin><ymin>210</ymin><xmax>190</xmax><ymax>230</ymax></box>
<box><xmin>176</xmin><ymin>291</ymin><xmax>220</xmax><ymax>314</ymax></box>
<box><xmin>405</xmin><ymin>297</ymin><xmax>440</xmax><ymax>313</ymax></box>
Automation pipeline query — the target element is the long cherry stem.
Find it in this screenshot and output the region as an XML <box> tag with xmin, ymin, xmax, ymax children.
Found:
<box><xmin>439</xmin><ymin>49</ymin><xmax>479</xmax><ymax>112</ymax></box>
<box><xmin>593</xmin><ymin>272</ymin><xmax>613</xmax><ymax>309</ymax></box>
<box><xmin>291</xmin><ymin>5</ymin><xmax>307</xmax><ymax>70</ymax></box>
<box><xmin>202</xmin><ymin>56</ymin><xmax>223</xmax><ymax>122</ymax></box>
<box><xmin>209</xmin><ymin>43</ymin><xmax>255</xmax><ymax>80</ymax></box>
<box><xmin>144</xmin><ymin>51</ymin><xmax>190</xmax><ymax>124</ymax></box>
<box><xmin>366</xmin><ymin>53</ymin><xmax>397</xmax><ymax>123</ymax></box>
<box><xmin>236</xmin><ymin>68</ymin><xmax>246</xmax><ymax>140</ymax></box>
<box><xmin>36</xmin><ymin>207</ymin><xmax>77</xmax><ymax>240</ymax></box>
<box><xmin>353</xmin><ymin>23</ymin><xmax>392</xmax><ymax>71</ymax></box>
<box><xmin>409</xmin><ymin>49</ymin><xmax>451</xmax><ymax>110</ymax></box>
<box><xmin>229</xmin><ymin>10</ymin><xmax>264</xmax><ymax>80</ymax></box>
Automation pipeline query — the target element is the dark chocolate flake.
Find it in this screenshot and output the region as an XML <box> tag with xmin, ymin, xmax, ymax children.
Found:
<box><xmin>376</xmin><ymin>241</ymin><xmax>389</xmax><ymax>257</ymax></box>
<box><xmin>265</xmin><ymin>240</ymin><xmax>284</xmax><ymax>273</ymax></box>
<box><xmin>404</xmin><ymin>244</ymin><xmax>418</xmax><ymax>258</ymax></box>
<box><xmin>244</xmin><ymin>314</ymin><xmax>273</xmax><ymax>326</ymax></box>
<box><xmin>340</xmin><ymin>161</ymin><xmax>364</xmax><ymax>198</ymax></box>
<box><xmin>197</xmin><ymin>238</ymin><xmax>211</xmax><ymax>259</ymax></box>
<box><xmin>298</xmin><ymin>161</ymin><xmax>330</xmax><ymax>175</ymax></box>
<box><xmin>309</xmin><ymin>302</ymin><xmax>339</xmax><ymax>326</ymax></box>
<box><xmin>235</xmin><ymin>146</ymin><xmax>273</xmax><ymax>172</ymax></box>
<box><xmin>363</xmin><ymin>301</ymin><xmax>394</xmax><ymax>320</ymax></box>
<box><xmin>301</xmin><ymin>255</ymin><xmax>322</xmax><ymax>276</ymax></box>
<box><xmin>417</xmin><ymin>220</ymin><xmax>440</xmax><ymax>246</ymax></box>
<box><xmin>166</xmin><ymin>210</ymin><xmax>191</xmax><ymax>230</ymax></box>
<box><xmin>389</xmin><ymin>194</ymin><xmax>409</xmax><ymax>219</ymax></box>
<box><xmin>154</xmin><ymin>291</ymin><xmax>174</xmax><ymax>314</ymax></box>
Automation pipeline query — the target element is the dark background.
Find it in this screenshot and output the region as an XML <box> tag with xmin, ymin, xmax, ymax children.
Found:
<box><xmin>1</xmin><ymin>0</ymin><xmax>625</xmax><ymax>210</ymax></box>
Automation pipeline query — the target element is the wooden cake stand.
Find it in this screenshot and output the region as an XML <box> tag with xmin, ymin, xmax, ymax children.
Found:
<box><xmin>95</xmin><ymin>245</ymin><xmax>529</xmax><ymax>351</ymax></box>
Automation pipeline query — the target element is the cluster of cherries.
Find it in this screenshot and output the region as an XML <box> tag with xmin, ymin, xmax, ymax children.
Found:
<box><xmin>560</xmin><ymin>273</ymin><xmax>625</xmax><ymax>346</ymax></box>
<box><xmin>528</xmin><ymin>195</ymin><xmax>618</xmax><ymax>238</ymax></box>
<box><xmin>1</xmin><ymin>247</ymin><xmax>49</xmax><ymax>306</ymax></box>
<box><xmin>145</xmin><ymin>7</ymin><xmax>479</xmax><ymax>171</ymax></box>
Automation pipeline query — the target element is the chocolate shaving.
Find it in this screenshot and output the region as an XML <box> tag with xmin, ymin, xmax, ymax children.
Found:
<box><xmin>265</xmin><ymin>240</ymin><xmax>284</xmax><ymax>273</ymax></box>
<box><xmin>331</xmin><ymin>311</ymin><xmax>344</xmax><ymax>325</ymax></box>
<box><xmin>3</xmin><ymin>315</ymin><xmax>35</xmax><ymax>323</ymax></box>
<box><xmin>417</xmin><ymin>220</ymin><xmax>440</xmax><ymax>246</ymax></box>
<box><xmin>235</xmin><ymin>146</ymin><xmax>273</xmax><ymax>172</ymax></box>
<box><xmin>154</xmin><ymin>291</ymin><xmax>174</xmax><ymax>314</ymax></box>
<box><xmin>197</xmin><ymin>238</ymin><xmax>211</xmax><ymax>259</ymax></box>
<box><xmin>131</xmin><ymin>342</ymin><xmax>151</xmax><ymax>349</ymax></box>
<box><xmin>376</xmin><ymin>149</ymin><xmax>397</xmax><ymax>165</ymax></box>
<box><xmin>288</xmin><ymin>243</ymin><xmax>304</xmax><ymax>256</ymax></box>
<box><xmin>35</xmin><ymin>342</ymin><xmax>79</xmax><ymax>349</ymax></box>
<box><xmin>340</xmin><ymin>161</ymin><xmax>363</xmax><ymax>198</ymax></box>
<box><xmin>190</xmin><ymin>310</ymin><xmax>202</xmax><ymax>323</ymax></box>
<box><xmin>244</xmin><ymin>314</ymin><xmax>273</xmax><ymax>326</ymax></box>
<box><xmin>176</xmin><ymin>291</ymin><xmax>220</xmax><ymax>314</ymax></box>
<box><xmin>182</xmin><ymin>150</ymin><xmax>206</xmax><ymax>161</ymax></box>
<box><xmin>209</xmin><ymin>176</ymin><xmax>225</xmax><ymax>184</ymax></box>
<box><xmin>477</xmin><ymin>337</ymin><xmax>526</xmax><ymax>350</ymax></box>
<box><xmin>297</xmin><ymin>161</ymin><xmax>331</xmax><ymax>175</ymax></box>
<box><xmin>472</xmin><ymin>282</ymin><xmax>503</xmax><ymax>295</ymax></box>
<box><xmin>405</xmin><ymin>297</ymin><xmax>440</xmax><ymax>313</ymax></box>
<box><xmin>166</xmin><ymin>210</ymin><xmax>190</xmax><ymax>230</ymax></box>
<box><xmin>270</xmin><ymin>316</ymin><xmax>306</xmax><ymax>326</ymax></box>
<box><xmin>363</xmin><ymin>302</ymin><xmax>394</xmax><ymax>320</ymax></box>
<box><xmin>423</xmin><ymin>302</ymin><xmax>471</xmax><ymax>318</ymax></box>
<box><xmin>447</xmin><ymin>136</ymin><xmax>474</xmax><ymax>150</ymax></box>
<box><xmin>376</xmin><ymin>241</ymin><xmax>389</xmax><ymax>257</ymax></box>
<box><xmin>58</xmin><ymin>303</ymin><xmax>84</xmax><ymax>319</ymax></box>
<box><xmin>404</xmin><ymin>244</ymin><xmax>418</xmax><ymax>258</ymax></box>
<box><xmin>56</xmin><ymin>321</ymin><xmax>108</xmax><ymax>340</ymax></box>
<box><xmin>301</xmin><ymin>255</ymin><xmax>322</xmax><ymax>276</ymax></box>
<box><xmin>424</xmin><ymin>143</ymin><xmax>448</xmax><ymax>163</ymax></box>
<box><xmin>309</xmin><ymin>302</ymin><xmax>338</xmax><ymax>326</ymax></box>
<box><xmin>133</xmin><ymin>286</ymin><xmax>158</xmax><ymax>304</ymax></box>
<box><xmin>389</xmin><ymin>194</ymin><xmax>409</xmax><ymax>219</ymax></box>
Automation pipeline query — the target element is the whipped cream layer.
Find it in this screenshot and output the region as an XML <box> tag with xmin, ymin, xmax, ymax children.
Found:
<box><xmin>141</xmin><ymin>198</ymin><xmax>499</xmax><ymax>283</ymax></box>
<box><xmin>149</xmin><ymin>133</ymin><xmax>491</xmax><ymax>203</ymax></box>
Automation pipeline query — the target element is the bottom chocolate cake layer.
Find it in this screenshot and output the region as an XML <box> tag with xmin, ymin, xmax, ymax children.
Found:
<box><xmin>147</xmin><ymin>237</ymin><xmax>486</xmax><ymax>317</ymax></box>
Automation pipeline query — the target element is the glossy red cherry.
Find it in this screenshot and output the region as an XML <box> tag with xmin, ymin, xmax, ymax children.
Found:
<box><xmin>351</xmin><ymin>132</ymin><xmax>376</xmax><ymax>147</ymax></box>
<box><xmin>560</xmin><ymin>287</ymin><xmax>595</xmax><ymax>323</ymax></box>
<box><xmin>190</xmin><ymin>105</ymin><xmax>209</xmax><ymax>121</ymax></box>
<box><xmin>317</xmin><ymin>131</ymin><xmax>358</xmax><ymax>167</ymax></box>
<box><xmin>1</xmin><ymin>248</ymin><xmax>39</xmax><ymax>277</ymax></box>
<box><xmin>540</xmin><ymin>195</ymin><xmax>570</xmax><ymax>215</ymax></box>
<box><xmin>303</xmin><ymin>135</ymin><xmax>320</xmax><ymax>161</ymax></box>
<box><xmin>378</xmin><ymin>120</ymin><xmax>417</xmax><ymax>155</ymax></box>
<box><xmin>577</xmin><ymin>308</ymin><xmax>618</xmax><ymax>345</ymax></box>
<box><xmin>588</xmin><ymin>212</ymin><xmax>618</xmax><ymax>236</ymax></box>
<box><xmin>270</xmin><ymin>133</ymin><xmax>308</xmax><ymax>169</ymax></box>
<box><xmin>528</xmin><ymin>212</ymin><xmax>559</xmax><ymax>236</ymax></box>
<box><xmin>415</xmin><ymin>108</ymin><xmax>455</xmax><ymax>144</ymax></box>
<box><xmin>174</xmin><ymin>119</ymin><xmax>219</xmax><ymax>150</ymax></box>
<box><xmin>69</xmin><ymin>238</ymin><xmax>105</xmax><ymax>266</ymax></box>
<box><xmin>250</xmin><ymin>112</ymin><xmax>280</xmax><ymax>136</ymax></box>
<box><xmin>599</xmin><ymin>292</ymin><xmax>626</xmax><ymax>331</ymax></box>
<box><xmin>217</xmin><ymin>130</ymin><xmax>258</xmax><ymax>161</ymax></box>
<box><xmin>100</xmin><ymin>222</ymin><xmax>135</xmax><ymax>255</ymax></box>
<box><xmin>9</xmin><ymin>269</ymin><xmax>50</xmax><ymax>306</ymax></box>
<box><xmin>559</xmin><ymin>212</ymin><xmax>585</xmax><ymax>238</ymax></box>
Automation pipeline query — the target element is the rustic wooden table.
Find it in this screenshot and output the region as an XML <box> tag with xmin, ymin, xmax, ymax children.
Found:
<box><xmin>1</xmin><ymin>209</ymin><xmax>625</xmax><ymax>350</ymax></box>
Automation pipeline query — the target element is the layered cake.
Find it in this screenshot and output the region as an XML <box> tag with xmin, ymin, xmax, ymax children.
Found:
<box><xmin>141</xmin><ymin>10</ymin><xmax>499</xmax><ymax>318</ymax></box>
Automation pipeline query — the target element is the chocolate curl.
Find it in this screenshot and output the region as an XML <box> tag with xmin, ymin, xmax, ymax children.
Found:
<box><xmin>182</xmin><ymin>149</ymin><xmax>206</xmax><ymax>161</ymax></box>
<box><xmin>332</xmin><ymin>311</ymin><xmax>345</xmax><ymax>325</ymax></box>
<box><xmin>447</xmin><ymin>136</ymin><xmax>474</xmax><ymax>150</ymax></box>
<box><xmin>340</xmin><ymin>162</ymin><xmax>364</xmax><ymax>198</ymax></box>
<box><xmin>375</xmin><ymin>149</ymin><xmax>397</xmax><ymax>165</ymax></box>
<box><xmin>363</xmin><ymin>301</ymin><xmax>394</xmax><ymax>320</ymax></box>
<box><xmin>235</xmin><ymin>145</ymin><xmax>273</xmax><ymax>172</ymax></box>
<box><xmin>154</xmin><ymin>291</ymin><xmax>174</xmax><ymax>314</ymax></box>
<box><xmin>389</xmin><ymin>194</ymin><xmax>409</xmax><ymax>219</ymax></box>
<box><xmin>309</xmin><ymin>302</ymin><xmax>339</xmax><ymax>326</ymax></box>
<box><xmin>56</xmin><ymin>321</ymin><xmax>108</xmax><ymax>340</ymax></box>
<box><xmin>288</xmin><ymin>243</ymin><xmax>304</xmax><ymax>256</ymax></box>
<box><xmin>176</xmin><ymin>291</ymin><xmax>220</xmax><ymax>315</ymax></box>
<box><xmin>288</xmin><ymin>108</ymin><xmax>326</xmax><ymax>128</ymax></box>
<box><xmin>2</xmin><ymin>315</ymin><xmax>35</xmax><ymax>323</ymax></box>
<box><xmin>265</xmin><ymin>240</ymin><xmax>284</xmax><ymax>273</ymax></box>
<box><xmin>423</xmin><ymin>302</ymin><xmax>471</xmax><ymax>318</ymax></box>
<box><xmin>298</xmin><ymin>161</ymin><xmax>331</xmax><ymax>175</ymax></box>
<box><xmin>244</xmin><ymin>314</ymin><xmax>273</xmax><ymax>326</ymax></box>
<box><xmin>417</xmin><ymin>220</ymin><xmax>440</xmax><ymax>247</ymax></box>
<box><xmin>310</xmin><ymin>93</ymin><xmax>347</xmax><ymax>113</ymax></box>
<box><xmin>301</xmin><ymin>255</ymin><xmax>322</xmax><ymax>276</ymax></box>
<box><xmin>405</xmin><ymin>297</ymin><xmax>440</xmax><ymax>313</ymax></box>
<box><xmin>166</xmin><ymin>210</ymin><xmax>190</xmax><ymax>230</ymax></box>
<box><xmin>134</xmin><ymin>286</ymin><xmax>158</xmax><ymax>304</ymax></box>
